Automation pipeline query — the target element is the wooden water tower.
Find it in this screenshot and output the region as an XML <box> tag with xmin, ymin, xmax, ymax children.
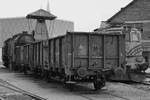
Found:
<box><xmin>26</xmin><ymin>9</ymin><xmax>56</xmax><ymax>40</ymax></box>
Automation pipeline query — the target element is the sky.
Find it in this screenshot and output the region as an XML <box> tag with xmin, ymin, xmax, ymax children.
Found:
<box><xmin>0</xmin><ymin>0</ymin><xmax>132</xmax><ymax>31</ymax></box>
<box><xmin>0</xmin><ymin>0</ymin><xmax>133</xmax><ymax>62</ymax></box>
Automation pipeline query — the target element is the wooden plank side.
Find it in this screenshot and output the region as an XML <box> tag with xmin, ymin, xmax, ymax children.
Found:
<box><xmin>27</xmin><ymin>45</ymin><xmax>29</xmax><ymax>65</ymax></box>
<box><xmin>20</xmin><ymin>46</ymin><xmax>24</xmax><ymax>65</ymax></box>
<box><xmin>23</xmin><ymin>46</ymin><xmax>27</xmax><ymax>65</ymax></box>
<box><xmin>42</xmin><ymin>40</ymin><xmax>49</xmax><ymax>69</ymax></box>
<box><xmin>105</xmin><ymin>35</ymin><xmax>119</xmax><ymax>69</ymax></box>
<box><xmin>33</xmin><ymin>44</ymin><xmax>37</xmax><ymax>68</ymax></box>
<box><xmin>55</xmin><ymin>39</ymin><xmax>60</xmax><ymax>68</ymax></box>
<box><xmin>62</xmin><ymin>37</ymin><xmax>66</xmax><ymax>68</ymax></box>
<box><xmin>50</xmin><ymin>40</ymin><xmax>54</xmax><ymax>68</ymax></box>
<box><xmin>15</xmin><ymin>47</ymin><xmax>21</xmax><ymax>65</ymax></box>
<box><xmin>28</xmin><ymin>45</ymin><xmax>33</xmax><ymax>68</ymax></box>
<box><xmin>89</xmin><ymin>35</ymin><xmax>103</xmax><ymax>69</ymax></box>
<box><xmin>39</xmin><ymin>42</ymin><xmax>42</xmax><ymax>67</ymax></box>
<box><xmin>48</xmin><ymin>40</ymin><xmax>51</xmax><ymax>69</ymax></box>
<box><xmin>66</xmin><ymin>35</ymin><xmax>72</xmax><ymax>69</ymax></box>
<box><xmin>36</xmin><ymin>43</ymin><xmax>40</xmax><ymax>67</ymax></box>
<box><xmin>73</xmin><ymin>34</ymin><xmax>88</xmax><ymax>68</ymax></box>
<box><xmin>59</xmin><ymin>38</ymin><xmax>62</xmax><ymax>68</ymax></box>
<box><xmin>120</xmin><ymin>35</ymin><xmax>126</xmax><ymax>65</ymax></box>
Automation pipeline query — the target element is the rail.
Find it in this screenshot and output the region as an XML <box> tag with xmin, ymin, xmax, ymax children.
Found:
<box><xmin>0</xmin><ymin>79</ymin><xmax>47</xmax><ymax>100</ymax></box>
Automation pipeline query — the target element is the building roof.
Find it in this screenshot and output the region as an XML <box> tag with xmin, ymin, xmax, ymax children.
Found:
<box><xmin>107</xmin><ymin>0</ymin><xmax>150</xmax><ymax>23</ymax></box>
<box><xmin>26</xmin><ymin>9</ymin><xmax>57</xmax><ymax>20</ymax></box>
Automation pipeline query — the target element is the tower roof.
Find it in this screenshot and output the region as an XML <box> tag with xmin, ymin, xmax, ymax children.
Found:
<box><xmin>26</xmin><ymin>9</ymin><xmax>56</xmax><ymax>20</ymax></box>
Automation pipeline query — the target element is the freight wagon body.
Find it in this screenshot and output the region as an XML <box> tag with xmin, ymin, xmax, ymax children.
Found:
<box><xmin>2</xmin><ymin>32</ymin><xmax>35</xmax><ymax>70</ymax></box>
<box><xmin>2</xmin><ymin>38</ymin><xmax>12</xmax><ymax>68</ymax></box>
<box><xmin>20</xmin><ymin>31</ymin><xmax>125</xmax><ymax>90</ymax></box>
<box><xmin>47</xmin><ymin>32</ymin><xmax>125</xmax><ymax>79</ymax></box>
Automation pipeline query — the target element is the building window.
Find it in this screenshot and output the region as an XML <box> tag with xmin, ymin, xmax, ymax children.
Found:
<box><xmin>130</xmin><ymin>28</ymin><xmax>141</xmax><ymax>42</ymax></box>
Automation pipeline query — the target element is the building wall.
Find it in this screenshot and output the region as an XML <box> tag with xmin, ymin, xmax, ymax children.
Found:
<box><xmin>106</xmin><ymin>0</ymin><xmax>150</xmax><ymax>64</ymax></box>
<box><xmin>143</xmin><ymin>22</ymin><xmax>150</xmax><ymax>40</ymax></box>
<box><xmin>108</xmin><ymin>0</ymin><xmax>150</xmax><ymax>23</ymax></box>
<box><xmin>106</xmin><ymin>0</ymin><xmax>150</xmax><ymax>42</ymax></box>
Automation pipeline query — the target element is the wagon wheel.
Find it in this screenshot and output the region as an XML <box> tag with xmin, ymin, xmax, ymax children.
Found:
<box><xmin>63</xmin><ymin>75</ymin><xmax>68</xmax><ymax>87</ymax></box>
<box><xmin>63</xmin><ymin>75</ymin><xmax>74</xmax><ymax>91</ymax></box>
<box><xmin>39</xmin><ymin>68</ymin><xmax>45</xmax><ymax>79</ymax></box>
<box><xmin>46</xmin><ymin>71</ymin><xmax>52</xmax><ymax>82</ymax></box>
<box><xmin>33</xmin><ymin>68</ymin><xmax>39</xmax><ymax>78</ymax></box>
<box><xmin>93</xmin><ymin>80</ymin><xmax>105</xmax><ymax>90</ymax></box>
<box><xmin>114</xmin><ymin>67</ymin><xmax>125</xmax><ymax>80</ymax></box>
<box><xmin>23</xmin><ymin>68</ymin><xmax>27</xmax><ymax>75</ymax></box>
<box><xmin>23</xmin><ymin>65</ymin><xmax>28</xmax><ymax>75</ymax></box>
<box><xmin>93</xmin><ymin>76</ymin><xmax>105</xmax><ymax>90</ymax></box>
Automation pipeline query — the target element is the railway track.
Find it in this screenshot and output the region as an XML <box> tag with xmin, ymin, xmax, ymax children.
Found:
<box><xmin>74</xmin><ymin>91</ymin><xmax>130</xmax><ymax>100</ymax></box>
<box><xmin>0</xmin><ymin>71</ymin><xmax>149</xmax><ymax>100</ymax></box>
<box><xmin>76</xmin><ymin>79</ymin><xmax>150</xmax><ymax>100</ymax></box>
<box><xmin>79</xmin><ymin>93</ymin><xmax>130</xmax><ymax>100</ymax></box>
<box><xmin>0</xmin><ymin>79</ymin><xmax>47</xmax><ymax>100</ymax></box>
<box><xmin>128</xmin><ymin>77</ymin><xmax>150</xmax><ymax>92</ymax></box>
<box><xmin>69</xmin><ymin>84</ymin><xmax>130</xmax><ymax>100</ymax></box>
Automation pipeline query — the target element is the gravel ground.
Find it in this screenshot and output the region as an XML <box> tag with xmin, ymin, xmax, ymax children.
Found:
<box><xmin>0</xmin><ymin>67</ymin><xmax>150</xmax><ymax>100</ymax></box>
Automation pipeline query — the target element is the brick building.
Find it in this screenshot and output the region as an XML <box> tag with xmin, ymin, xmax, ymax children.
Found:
<box><xmin>97</xmin><ymin>0</ymin><xmax>150</xmax><ymax>63</ymax></box>
<box><xmin>107</xmin><ymin>0</ymin><xmax>150</xmax><ymax>41</ymax></box>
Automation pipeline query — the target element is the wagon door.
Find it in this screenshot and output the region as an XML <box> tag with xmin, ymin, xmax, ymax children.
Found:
<box><xmin>20</xmin><ymin>46</ymin><xmax>24</xmax><ymax>65</ymax></box>
<box><xmin>33</xmin><ymin>44</ymin><xmax>37</xmax><ymax>68</ymax></box>
<box><xmin>89</xmin><ymin>35</ymin><xmax>103</xmax><ymax>69</ymax></box>
<box><xmin>23</xmin><ymin>45</ymin><xmax>28</xmax><ymax>66</ymax></box>
<box><xmin>55</xmin><ymin>38</ymin><xmax>60</xmax><ymax>68</ymax></box>
<box><xmin>105</xmin><ymin>35</ymin><xmax>119</xmax><ymax>69</ymax></box>
<box><xmin>74</xmin><ymin>34</ymin><xmax>88</xmax><ymax>68</ymax></box>
<box><xmin>29</xmin><ymin>45</ymin><xmax>34</xmax><ymax>69</ymax></box>
<box><xmin>43</xmin><ymin>40</ymin><xmax>49</xmax><ymax>70</ymax></box>
<box><xmin>15</xmin><ymin>46</ymin><xmax>21</xmax><ymax>66</ymax></box>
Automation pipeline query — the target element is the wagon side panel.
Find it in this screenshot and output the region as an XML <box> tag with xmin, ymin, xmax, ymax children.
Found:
<box><xmin>55</xmin><ymin>38</ymin><xmax>60</xmax><ymax>68</ymax></box>
<box><xmin>105</xmin><ymin>35</ymin><xmax>119</xmax><ymax>69</ymax></box>
<box><xmin>20</xmin><ymin>46</ymin><xmax>24</xmax><ymax>66</ymax></box>
<box><xmin>73</xmin><ymin>34</ymin><xmax>88</xmax><ymax>68</ymax></box>
<box><xmin>33</xmin><ymin>44</ymin><xmax>37</xmax><ymax>68</ymax></box>
<box><xmin>15</xmin><ymin>47</ymin><xmax>21</xmax><ymax>66</ymax></box>
<box><xmin>39</xmin><ymin>42</ymin><xmax>43</xmax><ymax>68</ymax></box>
<box><xmin>50</xmin><ymin>39</ymin><xmax>54</xmax><ymax>69</ymax></box>
<box><xmin>29</xmin><ymin>44</ymin><xmax>34</xmax><ymax>69</ymax></box>
<box><xmin>119</xmin><ymin>35</ymin><xmax>126</xmax><ymax>65</ymax></box>
<box><xmin>64</xmin><ymin>35</ymin><xmax>72</xmax><ymax>75</ymax></box>
<box><xmin>89</xmin><ymin>35</ymin><xmax>103</xmax><ymax>69</ymax></box>
<box><xmin>61</xmin><ymin>37</ymin><xmax>66</xmax><ymax>70</ymax></box>
<box><xmin>42</xmin><ymin>40</ymin><xmax>49</xmax><ymax>70</ymax></box>
<box><xmin>23</xmin><ymin>46</ymin><xmax>28</xmax><ymax>66</ymax></box>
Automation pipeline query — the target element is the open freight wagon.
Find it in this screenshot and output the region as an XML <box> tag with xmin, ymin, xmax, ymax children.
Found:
<box><xmin>18</xmin><ymin>31</ymin><xmax>125</xmax><ymax>90</ymax></box>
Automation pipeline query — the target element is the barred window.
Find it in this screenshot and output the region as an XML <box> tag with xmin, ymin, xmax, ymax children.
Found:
<box><xmin>130</xmin><ymin>28</ymin><xmax>141</xmax><ymax>42</ymax></box>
